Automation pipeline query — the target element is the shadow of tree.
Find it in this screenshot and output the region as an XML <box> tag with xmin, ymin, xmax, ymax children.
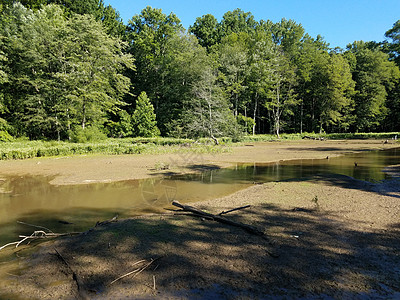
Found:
<box><xmin>3</xmin><ymin>199</ymin><xmax>399</xmax><ymax>299</ymax></box>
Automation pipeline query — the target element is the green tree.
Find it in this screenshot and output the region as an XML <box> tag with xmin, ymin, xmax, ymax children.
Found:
<box><xmin>264</xmin><ymin>45</ymin><xmax>298</xmax><ymax>137</ymax></box>
<box><xmin>131</xmin><ymin>91</ymin><xmax>160</xmax><ymax>137</ymax></box>
<box><xmin>0</xmin><ymin>3</ymin><xmax>133</xmax><ymax>139</ymax></box>
<box><xmin>293</xmin><ymin>34</ymin><xmax>331</xmax><ymax>132</ymax></box>
<box><xmin>126</xmin><ymin>6</ymin><xmax>182</xmax><ymax>119</ymax></box>
<box><xmin>346</xmin><ymin>41</ymin><xmax>399</xmax><ymax>131</ymax></box>
<box><xmin>189</xmin><ymin>14</ymin><xmax>220</xmax><ymax>49</ymax></box>
<box><xmin>219</xmin><ymin>9</ymin><xmax>257</xmax><ymax>37</ymax></box>
<box><xmin>63</xmin><ymin>13</ymin><xmax>133</xmax><ymax>133</ymax></box>
<box><xmin>0</xmin><ymin>34</ymin><xmax>8</xmax><ymax>136</ymax></box>
<box><xmin>158</xmin><ymin>33</ymin><xmax>210</xmax><ymax>135</ymax></box>
<box><xmin>246</xmin><ymin>31</ymin><xmax>274</xmax><ymax>135</ymax></box>
<box><xmin>48</xmin><ymin>0</ymin><xmax>100</xmax><ymax>16</ymax></box>
<box><xmin>185</xmin><ymin>65</ymin><xmax>234</xmax><ymax>142</ymax></box>
<box><xmin>97</xmin><ymin>2</ymin><xmax>126</xmax><ymax>38</ymax></box>
<box><xmin>312</xmin><ymin>53</ymin><xmax>355</xmax><ymax>133</ymax></box>
<box><xmin>0</xmin><ymin>0</ymin><xmax>46</xmax><ymax>10</ymax></box>
<box><xmin>271</xmin><ymin>18</ymin><xmax>306</xmax><ymax>57</ymax></box>
<box><xmin>385</xmin><ymin>20</ymin><xmax>400</xmax><ymax>66</ymax></box>
<box><xmin>217</xmin><ymin>32</ymin><xmax>249</xmax><ymax>118</ymax></box>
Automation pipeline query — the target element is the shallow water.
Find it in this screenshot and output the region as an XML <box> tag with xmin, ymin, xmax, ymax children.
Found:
<box><xmin>175</xmin><ymin>147</ymin><xmax>400</xmax><ymax>184</ymax></box>
<box><xmin>0</xmin><ymin>147</ymin><xmax>399</xmax><ymax>249</ymax></box>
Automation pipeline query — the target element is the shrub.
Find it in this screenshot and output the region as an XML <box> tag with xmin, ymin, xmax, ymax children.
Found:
<box><xmin>69</xmin><ymin>126</ymin><xmax>107</xmax><ymax>143</ymax></box>
<box><xmin>0</xmin><ymin>130</ymin><xmax>13</xmax><ymax>142</ymax></box>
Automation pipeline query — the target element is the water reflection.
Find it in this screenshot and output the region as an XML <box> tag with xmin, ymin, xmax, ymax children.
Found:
<box><xmin>174</xmin><ymin>148</ymin><xmax>400</xmax><ymax>184</ymax></box>
<box><xmin>0</xmin><ymin>147</ymin><xmax>399</xmax><ymax>248</ymax></box>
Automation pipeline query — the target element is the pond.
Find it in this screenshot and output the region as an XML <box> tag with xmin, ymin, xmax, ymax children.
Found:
<box><xmin>0</xmin><ymin>147</ymin><xmax>399</xmax><ymax>250</ymax></box>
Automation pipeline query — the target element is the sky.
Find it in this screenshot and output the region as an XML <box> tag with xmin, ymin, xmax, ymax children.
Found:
<box><xmin>104</xmin><ymin>0</ymin><xmax>400</xmax><ymax>49</ymax></box>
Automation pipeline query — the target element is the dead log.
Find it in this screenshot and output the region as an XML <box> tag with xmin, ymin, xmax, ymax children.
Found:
<box><xmin>172</xmin><ymin>201</ymin><xmax>264</xmax><ymax>236</ymax></box>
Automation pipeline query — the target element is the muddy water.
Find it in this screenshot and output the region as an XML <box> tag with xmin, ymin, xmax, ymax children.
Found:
<box><xmin>0</xmin><ymin>147</ymin><xmax>399</xmax><ymax>250</ymax></box>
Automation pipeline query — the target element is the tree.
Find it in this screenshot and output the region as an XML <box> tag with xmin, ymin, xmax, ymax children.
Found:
<box><xmin>189</xmin><ymin>14</ymin><xmax>219</xmax><ymax>49</ymax></box>
<box><xmin>246</xmin><ymin>31</ymin><xmax>274</xmax><ymax>135</ymax></box>
<box><xmin>48</xmin><ymin>0</ymin><xmax>100</xmax><ymax>16</ymax></box>
<box><xmin>346</xmin><ymin>41</ymin><xmax>400</xmax><ymax>131</ymax></box>
<box><xmin>131</xmin><ymin>91</ymin><xmax>160</xmax><ymax>137</ymax></box>
<box><xmin>157</xmin><ymin>33</ymin><xmax>210</xmax><ymax>135</ymax></box>
<box><xmin>292</xmin><ymin>34</ymin><xmax>332</xmax><ymax>133</ymax></box>
<box><xmin>313</xmin><ymin>54</ymin><xmax>355</xmax><ymax>133</ymax></box>
<box><xmin>271</xmin><ymin>18</ymin><xmax>306</xmax><ymax>57</ymax></box>
<box><xmin>0</xmin><ymin>0</ymin><xmax>46</xmax><ymax>10</ymax></box>
<box><xmin>217</xmin><ymin>32</ymin><xmax>249</xmax><ymax>118</ymax></box>
<box><xmin>126</xmin><ymin>6</ymin><xmax>182</xmax><ymax>119</ymax></box>
<box><xmin>0</xmin><ymin>34</ymin><xmax>9</xmax><ymax>136</ymax></box>
<box><xmin>97</xmin><ymin>2</ymin><xmax>126</xmax><ymax>38</ymax></box>
<box><xmin>219</xmin><ymin>9</ymin><xmax>257</xmax><ymax>37</ymax></box>
<box><xmin>185</xmin><ymin>65</ymin><xmax>234</xmax><ymax>142</ymax></box>
<box><xmin>0</xmin><ymin>3</ymin><xmax>134</xmax><ymax>139</ymax></box>
<box><xmin>385</xmin><ymin>20</ymin><xmax>400</xmax><ymax>66</ymax></box>
<box><xmin>264</xmin><ymin>45</ymin><xmax>298</xmax><ymax>137</ymax></box>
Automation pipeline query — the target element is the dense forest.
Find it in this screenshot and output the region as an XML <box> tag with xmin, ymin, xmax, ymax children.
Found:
<box><xmin>0</xmin><ymin>1</ymin><xmax>399</xmax><ymax>142</ymax></box>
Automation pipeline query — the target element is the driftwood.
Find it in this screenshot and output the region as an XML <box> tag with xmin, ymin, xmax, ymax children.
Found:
<box><xmin>0</xmin><ymin>230</ymin><xmax>81</xmax><ymax>251</ymax></box>
<box><xmin>172</xmin><ymin>201</ymin><xmax>264</xmax><ymax>236</ymax></box>
<box><xmin>1</xmin><ymin>215</ymin><xmax>118</xmax><ymax>251</ymax></box>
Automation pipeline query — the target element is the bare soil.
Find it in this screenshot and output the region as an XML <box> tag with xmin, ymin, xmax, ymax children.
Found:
<box><xmin>0</xmin><ymin>139</ymin><xmax>399</xmax><ymax>299</ymax></box>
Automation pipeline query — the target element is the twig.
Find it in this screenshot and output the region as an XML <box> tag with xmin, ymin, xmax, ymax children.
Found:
<box><xmin>218</xmin><ymin>205</ymin><xmax>251</xmax><ymax>216</ymax></box>
<box><xmin>153</xmin><ymin>275</ymin><xmax>156</xmax><ymax>290</ymax></box>
<box><xmin>17</xmin><ymin>221</ymin><xmax>53</xmax><ymax>233</ymax></box>
<box><xmin>0</xmin><ymin>241</ymin><xmax>19</xmax><ymax>251</ymax></box>
<box><xmin>108</xmin><ymin>267</ymin><xmax>142</xmax><ymax>285</ymax></box>
<box><xmin>54</xmin><ymin>248</ymin><xmax>89</xmax><ymax>299</ymax></box>
<box><xmin>108</xmin><ymin>257</ymin><xmax>162</xmax><ymax>286</ymax></box>
<box><xmin>0</xmin><ymin>231</ymin><xmax>81</xmax><ymax>251</ymax></box>
<box><xmin>96</xmin><ymin>214</ymin><xmax>118</xmax><ymax>227</ymax></box>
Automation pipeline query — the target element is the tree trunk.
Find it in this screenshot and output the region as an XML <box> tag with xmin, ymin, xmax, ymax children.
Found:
<box><xmin>252</xmin><ymin>94</ymin><xmax>257</xmax><ymax>136</ymax></box>
<box><xmin>300</xmin><ymin>102</ymin><xmax>303</xmax><ymax>134</ymax></box>
<box><xmin>82</xmin><ymin>102</ymin><xmax>86</xmax><ymax>130</ymax></box>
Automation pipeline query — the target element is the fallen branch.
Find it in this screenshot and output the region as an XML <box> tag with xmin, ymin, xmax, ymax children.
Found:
<box><xmin>17</xmin><ymin>221</ymin><xmax>53</xmax><ymax>233</ymax></box>
<box><xmin>54</xmin><ymin>248</ymin><xmax>90</xmax><ymax>299</ymax></box>
<box><xmin>0</xmin><ymin>230</ymin><xmax>81</xmax><ymax>251</ymax></box>
<box><xmin>218</xmin><ymin>205</ymin><xmax>251</xmax><ymax>216</ymax></box>
<box><xmin>96</xmin><ymin>214</ymin><xmax>118</xmax><ymax>227</ymax></box>
<box><xmin>172</xmin><ymin>201</ymin><xmax>264</xmax><ymax>236</ymax></box>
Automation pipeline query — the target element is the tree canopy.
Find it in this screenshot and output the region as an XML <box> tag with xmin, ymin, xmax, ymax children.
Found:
<box><xmin>0</xmin><ymin>2</ymin><xmax>399</xmax><ymax>141</ymax></box>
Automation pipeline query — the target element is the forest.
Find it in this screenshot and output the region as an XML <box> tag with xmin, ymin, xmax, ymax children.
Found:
<box><xmin>0</xmin><ymin>0</ymin><xmax>399</xmax><ymax>142</ymax></box>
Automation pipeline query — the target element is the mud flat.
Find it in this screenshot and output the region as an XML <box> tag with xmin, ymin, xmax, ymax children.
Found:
<box><xmin>0</xmin><ymin>139</ymin><xmax>399</xmax><ymax>299</ymax></box>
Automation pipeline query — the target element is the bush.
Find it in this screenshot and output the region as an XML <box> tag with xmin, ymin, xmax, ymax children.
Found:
<box><xmin>69</xmin><ymin>126</ymin><xmax>107</xmax><ymax>143</ymax></box>
<box><xmin>0</xmin><ymin>130</ymin><xmax>13</xmax><ymax>142</ymax></box>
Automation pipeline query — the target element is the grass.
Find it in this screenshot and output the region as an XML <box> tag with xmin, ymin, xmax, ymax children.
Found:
<box><xmin>0</xmin><ymin>137</ymin><xmax>230</xmax><ymax>160</ymax></box>
<box><xmin>239</xmin><ymin>132</ymin><xmax>400</xmax><ymax>142</ymax></box>
<box><xmin>0</xmin><ymin>133</ymin><xmax>398</xmax><ymax>161</ymax></box>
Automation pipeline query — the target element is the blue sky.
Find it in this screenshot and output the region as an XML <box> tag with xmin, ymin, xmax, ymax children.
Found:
<box><xmin>104</xmin><ymin>0</ymin><xmax>400</xmax><ymax>49</ymax></box>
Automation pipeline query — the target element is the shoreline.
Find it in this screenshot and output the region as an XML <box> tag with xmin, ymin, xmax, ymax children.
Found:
<box><xmin>0</xmin><ymin>139</ymin><xmax>397</xmax><ymax>185</ymax></box>
<box><xmin>0</xmin><ymin>139</ymin><xmax>399</xmax><ymax>299</ymax></box>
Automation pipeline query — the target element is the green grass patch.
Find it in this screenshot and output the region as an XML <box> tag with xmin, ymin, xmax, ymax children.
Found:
<box><xmin>0</xmin><ymin>133</ymin><xmax>398</xmax><ymax>161</ymax></box>
<box><xmin>239</xmin><ymin>132</ymin><xmax>400</xmax><ymax>142</ymax></box>
<box><xmin>0</xmin><ymin>137</ymin><xmax>230</xmax><ymax>160</ymax></box>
